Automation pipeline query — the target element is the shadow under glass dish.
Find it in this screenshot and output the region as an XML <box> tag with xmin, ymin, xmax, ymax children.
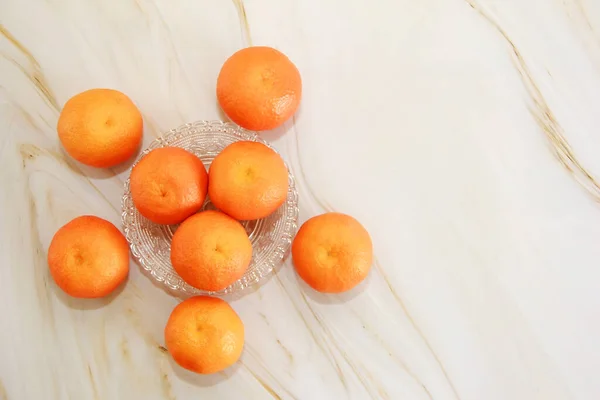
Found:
<box><xmin>121</xmin><ymin>120</ymin><xmax>299</xmax><ymax>297</ymax></box>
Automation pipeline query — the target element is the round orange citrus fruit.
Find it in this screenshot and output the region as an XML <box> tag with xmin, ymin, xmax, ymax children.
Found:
<box><xmin>292</xmin><ymin>212</ymin><xmax>373</xmax><ymax>293</ymax></box>
<box><xmin>57</xmin><ymin>88</ymin><xmax>143</xmax><ymax>168</ymax></box>
<box><xmin>47</xmin><ymin>215</ymin><xmax>129</xmax><ymax>298</ymax></box>
<box><xmin>130</xmin><ymin>147</ymin><xmax>208</xmax><ymax>225</ymax></box>
<box><xmin>217</xmin><ymin>46</ymin><xmax>302</xmax><ymax>131</ymax></box>
<box><xmin>208</xmin><ymin>141</ymin><xmax>288</xmax><ymax>221</ymax></box>
<box><xmin>165</xmin><ymin>296</ymin><xmax>244</xmax><ymax>374</ymax></box>
<box><xmin>170</xmin><ymin>210</ymin><xmax>252</xmax><ymax>292</ymax></box>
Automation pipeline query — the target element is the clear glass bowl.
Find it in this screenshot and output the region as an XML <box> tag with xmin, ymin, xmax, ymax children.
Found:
<box><xmin>121</xmin><ymin>120</ymin><xmax>299</xmax><ymax>297</ymax></box>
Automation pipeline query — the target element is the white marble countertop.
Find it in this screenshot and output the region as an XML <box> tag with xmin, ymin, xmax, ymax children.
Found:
<box><xmin>1</xmin><ymin>1</ymin><xmax>600</xmax><ymax>399</ymax></box>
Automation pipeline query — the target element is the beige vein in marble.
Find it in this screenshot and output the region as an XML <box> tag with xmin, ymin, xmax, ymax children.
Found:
<box><xmin>240</xmin><ymin>359</ymin><xmax>290</xmax><ymax>400</ymax></box>
<box><xmin>372</xmin><ymin>260</ymin><xmax>456</xmax><ymax>400</ymax></box>
<box><xmin>289</xmin><ymin>117</ymin><xmax>335</xmax><ymax>213</ymax></box>
<box><xmin>0</xmin><ymin>24</ymin><xmax>59</xmax><ymax>112</ymax></box>
<box><xmin>465</xmin><ymin>0</ymin><xmax>600</xmax><ymax>202</ymax></box>
<box><xmin>157</xmin><ymin>358</ymin><xmax>176</xmax><ymax>400</ymax></box>
<box><xmin>0</xmin><ymin>379</ymin><xmax>7</xmax><ymax>400</ymax></box>
<box><xmin>270</xmin><ymin>275</ymin><xmax>351</xmax><ymax>392</ymax></box>
<box><xmin>572</xmin><ymin>0</ymin><xmax>600</xmax><ymax>42</ymax></box>
<box><xmin>231</xmin><ymin>0</ymin><xmax>253</xmax><ymax>47</ymax></box>
<box><xmin>19</xmin><ymin>142</ymin><xmax>121</xmax><ymax>215</ymax></box>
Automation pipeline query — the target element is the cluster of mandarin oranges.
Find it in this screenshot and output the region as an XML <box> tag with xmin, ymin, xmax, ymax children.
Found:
<box><xmin>47</xmin><ymin>46</ymin><xmax>373</xmax><ymax>374</ymax></box>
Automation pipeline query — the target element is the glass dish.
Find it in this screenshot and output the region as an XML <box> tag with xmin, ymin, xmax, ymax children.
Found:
<box><xmin>121</xmin><ymin>120</ymin><xmax>299</xmax><ymax>297</ymax></box>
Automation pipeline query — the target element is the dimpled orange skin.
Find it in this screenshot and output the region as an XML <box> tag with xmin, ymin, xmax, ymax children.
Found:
<box><xmin>208</xmin><ymin>141</ymin><xmax>288</xmax><ymax>221</ymax></box>
<box><xmin>292</xmin><ymin>213</ymin><xmax>373</xmax><ymax>293</ymax></box>
<box><xmin>130</xmin><ymin>147</ymin><xmax>208</xmax><ymax>225</ymax></box>
<box><xmin>57</xmin><ymin>89</ymin><xmax>143</xmax><ymax>168</ymax></box>
<box><xmin>165</xmin><ymin>296</ymin><xmax>245</xmax><ymax>374</ymax></box>
<box><xmin>47</xmin><ymin>216</ymin><xmax>129</xmax><ymax>298</ymax></box>
<box><xmin>170</xmin><ymin>210</ymin><xmax>253</xmax><ymax>292</ymax></box>
<box><xmin>217</xmin><ymin>46</ymin><xmax>302</xmax><ymax>131</ymax></box>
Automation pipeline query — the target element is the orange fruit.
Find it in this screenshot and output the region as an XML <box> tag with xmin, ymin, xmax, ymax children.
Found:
<box><xmin>57</xmin><ymin>88</ymin><xmax>143</xmax><ymax>168</ymax></box>
<box><xmin>170</xmin><ymin>210</ymin><xmax>252</xmax><ymax>292</ymax></box>
<box><xmin>130</xmin><ymin>147</ymin><xmax>208</xmax><ymax>225</ymax></box>
<box><xmin>217</xmin><ymin>46</ymin><xmax>302</xmax><ymax>131</ymax></box>
<box><xmin>165</xmin><ymin>296</ymin><xmax>244</xmax><ymax>374</ymax></box>
<box><xmin>292</xmin><ymin>212</ymin><xmax>373</xmax><ymax>293</ymax></box>
<box><xmin>208</xmin><ymin>141</ymin><xmax>288</xmax><ymax>220</ymax></box>
<box><xmin>47</xmin><ymin>215</ymin><xmax>129</xmax><ymax>298</ymax></box>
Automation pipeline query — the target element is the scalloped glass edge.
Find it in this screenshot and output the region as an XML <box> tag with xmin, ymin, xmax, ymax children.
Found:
<box><xmin>121</xmin><ymin>120</ymin><xmax>299</xmax><ymax>298</ymax></box>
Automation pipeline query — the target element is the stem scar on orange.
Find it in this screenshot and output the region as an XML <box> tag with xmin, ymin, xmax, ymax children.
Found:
<box><xmin>165</xmin><ymin>296</ymin><xmax>245</xmax><ymax>374</ymax></box>
<box><xmin>47</xmin><ymin>215</ymin><xmax>130</xmax><ymax>298</ymax></box>
<box><xmin>217</xmin><ymin>46</ymin><xmax>302</xmax><ymax>131</ymax></box>
<box><xmin>292</xmin><ymin>212</ymin><xmax>373</xmax><ymax>293</ymax></box>
<box><xmin>57</xmin><ymin>88</ymin><xmax>143</xmax><ymax>168</ymax></box>
<box><xmin>129</xmin><ymin>147</ymin><xmax>208</xmax><ymax>225</ymax></box>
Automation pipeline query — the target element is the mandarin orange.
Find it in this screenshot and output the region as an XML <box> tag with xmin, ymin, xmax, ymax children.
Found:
<box><xmin>47</xmin><ymin>215</ymin><xmax>129</xmax><ymax>298</ymax></box>
<box><xmin>165</xmin><ymin>296</ymin><xmax>245</xmax><ymax>374</ymax></box>
<box><xmin>217</xmin><ymin>46</ymin><xmax>302</xmax><ymax>131</ymax></box>
<box><xmin>292</xmin><ymin>213</ymin><xmax>373</xmax><ymax>293</ymax></box>
<box><xmin>208</xmin><ymin>141</ymin><xmax>288</xmax><ymax>221</ymax></box>
<box><xmin>170</xmin><ymin>210</ymin><xmax>252</xmax><ymax>292</ymax></box>
<box><xmin>57</xmin><ymin>89</ymin><xmax>143</xmax><ymax>168</ymax></box>
<box><xmin>130</xmin><ymin>147</ymin><xmax>208</xmax><ymax>225</ymax></box>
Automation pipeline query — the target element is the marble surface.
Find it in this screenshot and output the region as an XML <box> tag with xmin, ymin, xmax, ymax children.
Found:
<box><xmin>1</xmin><ymin>0</ymin><xmax>600</xmax><ymax>399</ymax></box>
